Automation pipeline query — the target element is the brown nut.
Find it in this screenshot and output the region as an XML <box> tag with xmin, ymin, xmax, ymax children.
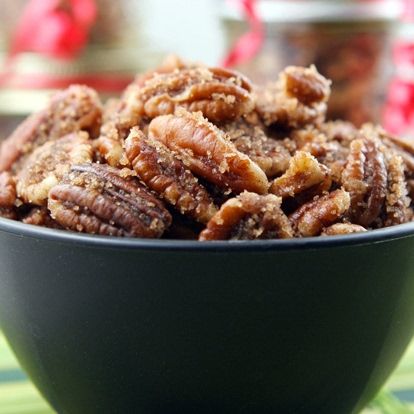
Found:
<box><xmin>137</xmin><ymin>66</ymin><xmax>254</xmax><ymax>122</ymax></box>
<box><xmin>0</xmin><ymin>85</ymin><xmax>102</xmax><ymax>172</ymax></box>
<box><xmin>222</xmin><ymin>118</ymin><xmax>291</xmax><ymax>177</ymax></box>
<box><xmin>383</xmin><ymin>154</ymin><xmax>412</xmax><ymax>227</ymax></box>
<box><xmin>21</xmin><ymin>207</ymin><xmax>62</xmax><ymax>229</ymax></box>
<box><xmin>148</xmin><ymin>109</ymin><xmax>269</xmax><ymax>194</ymax></box>
<box><xmin>341</xmin><ymin>137</ymin><xmax>387</xmax><ymax>227</ymax></box>
<box><xmin>321</xmin><ymin>223</ymin><xmax>367</xmax><ymax>236</ymax></box>
<box><xmin>94</xmin><ymin>86</ymin><xmax>147</xmax><ymax>167</ymax></box>
<box><xmin>270</xmin><ymin>151</ymin><xmax>331</xmax><ymax>198</ymax></box>
<box><xmin>199</xmin><ymin>191</ymin><xmax>293</xmax><ymax>240</ymax></box>
<box><xmin>16</xmin><ymin>132</ymin><xmax>93</xmax><ymax>206</ymax></box>
<box><xmin>255</xmin><ymin>66</ymin><xmax>331</xmax><ymax>128</ymax></box>
<box><xmin>48</xmin><ymin>163</ymin><xmax>172</xmax><ymax>237</ymax></box>
<box><xmin>125</xmin><ymin>127</ymin><xmax>217</xmax><ymax>224</ymax></box>
<box><xmin>0</xmin><ymin>172</ymin><xmax>17</xmax><ymax>219</ymax></box>
<box><xmin>289</xmin><ymin>189</ymin><xmax>351</xmax><ymax>237</ymax></box>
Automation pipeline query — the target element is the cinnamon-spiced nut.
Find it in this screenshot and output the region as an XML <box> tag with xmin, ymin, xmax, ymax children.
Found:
<box><xmin>0</xmin><ymin>172</ymin><xmax>17</xmax><ymax>219</ymax></box>
<box><xmin>289</xmin><ymin>189</ymin><xmax>351</xmax><ymax>237</ymax></box>
<box><xmin>222</xmin><ymin>118</ymin><xmax>291</xmax><ymax>177</ymax></box>
<box><xmin>48</xmin><ymin>163</ymin><xmax>172</xmax><ymax>237</ymax></box>
<box><xmin>125</xmin><ymin>127</ymin><xmax>217</xmax><ymax>224</ymax></box>
<box><xmin>321</xmin><ymin>223</ymin><xmax>367</xmax><ymax>236</ymax></box>
<box><xmin>383</xmin><ymin>154</ymin><xmax>412</xmax><ymax>226</ymax></box>
<box><xmin>270</xmin><ymin>151</ymin><xmax>331</xmax><ymax>198</ymax></box>
<box><xmin>0</xmin><ymin>85</ymin><xmax>102</xmax><ymax>172</ymax></box>
<box><xmin>199</xmin><ymin>191</ymin><xmax>293</xmax><ymax>240</ymax></box>
<box><xmin>255</xmin><ymin>66</ymin><xmax>331</xmax><ymax>128</ymax></box>
<box><xmin>137</xmin><ymin>66</ymin><xmax>254</xmax><ymax>122</ymax></box>
<box><xmin>16</xmin><ymin>132</ymin><xmax>93</xmax><ymax>206</ymax></box>
<box><xmin>148</xmin><ymin>109</ymin><xmax>269</xmax><ymax>194</ymax></box>
<box><xmin>341</xmin><ymin>137</ymin><xmax>387</xmax><ymax>227</ymax></box>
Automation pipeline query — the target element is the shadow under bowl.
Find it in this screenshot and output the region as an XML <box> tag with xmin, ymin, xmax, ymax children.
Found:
<box><xmin>0</xmin><ymin>218</ymin><xmax>414</xmax><ymax>414</ymax></box>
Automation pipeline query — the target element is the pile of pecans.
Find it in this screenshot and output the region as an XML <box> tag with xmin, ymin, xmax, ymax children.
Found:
<box><xmin>1</xmin><ymin>56</ymin><xmax>413</xmax><ymax>240</ymax></box>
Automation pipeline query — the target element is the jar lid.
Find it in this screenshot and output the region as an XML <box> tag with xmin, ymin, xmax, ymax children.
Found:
<box><xmin>221</xmin><ymin>0</ymin><xmax>404</xmax><ymax>23</ymax></box>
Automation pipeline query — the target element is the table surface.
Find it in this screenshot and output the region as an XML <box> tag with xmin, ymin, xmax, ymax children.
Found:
<box><xmin>1</xmin><ymin>334</ymin><xmax>414</xmax><ymax>414</ymax></box>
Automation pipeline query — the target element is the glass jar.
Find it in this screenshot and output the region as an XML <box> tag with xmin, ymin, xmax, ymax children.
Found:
<box><xmin>221</xmin><ymin>0</ymin><xmax>403</xmax><ymax>126</ymax></box>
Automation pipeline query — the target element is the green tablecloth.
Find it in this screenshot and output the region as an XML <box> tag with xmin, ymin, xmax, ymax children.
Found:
<box><xmin>1</xmin><ymin>332</ymin><xmax>414</xmax><ymax>414</ymax></box>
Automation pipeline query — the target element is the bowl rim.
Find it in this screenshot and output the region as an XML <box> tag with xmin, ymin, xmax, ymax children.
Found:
<box><xmin>1</xmin><ymin>216</ymin><xmax>414</xmax><ymax>252</ymax></box>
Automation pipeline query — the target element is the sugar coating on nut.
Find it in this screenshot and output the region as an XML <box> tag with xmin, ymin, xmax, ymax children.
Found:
<box><xmin>199</xmin><ymin>191</ymin><xmax>293</xmax><ymax>240</ymax></box>
<box><xmin>0</xmin><ymin>172</ymin><xmax>17</xmax><ymax>219</ymax></box>
<box><xmin>125</xmin><ymin>127</ymin><xmax>217</xmax><ymax>224</ymax></box>
<box><xmin>48</xmin><ymin>163</ymin><xmax>172</xmax><ymax>238</ymax></box>
<box><xmin>270</xmin><ymin>151</ymin><xmax>331</xmax><ymax>198</ymax></box>
<box><xmin>321</xmin><ymin>223</ymin><xmax>367</xmax><ymax>236</ymax></box>
<box><xmin>16</xmin><ymin>132</ymin><xmax>93</xmax><ymax>206</ymax></box>
<box><xmin>0</xmin><ymin>85</ymin><xmax>102</xmax><ymax>172</ymax></box>
<box><xmin>255</xmin><ymin>65</ymin><xmax>331</xmax><ymax>128</ymax></box>
<box><xmin>289</xmin><ymin>189</ymin><xmax>351</xmax><ymax>237</ymax></box>
<box><xmin>222</xmin><ymin>118</ymin><xmax>291</xmax><ymax>177</ymax></box>
<box><xmin>341</xmin><ymin>136</ymin><xmax>387</xmax><ymax>227</ymax></box>
<box><xmin>384</xmin><ymin>155</ymin><xmax>412</xmax><ymax>226</ymax></box>
<box><xmin>137</xmin><ymin>66</ymin><xmax>254</xmax><ymax>122</ymax></box>
<box><xmin>149</xmin><ymin>109</ymin><xmax>269</xmax><ymax>194</ymax></box>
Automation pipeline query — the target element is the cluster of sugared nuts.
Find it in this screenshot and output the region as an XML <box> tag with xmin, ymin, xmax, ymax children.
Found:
<box><xmin>0</xmin><ymin>56</ymin><xmax>413</xmax><ymax>240</ymax></box>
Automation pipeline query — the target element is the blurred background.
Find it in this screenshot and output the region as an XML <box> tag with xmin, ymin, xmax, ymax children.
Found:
<box><xmin>0</xmin><ymin>0</ymin><xmax>413</xmax><ymax>137</ymax></box>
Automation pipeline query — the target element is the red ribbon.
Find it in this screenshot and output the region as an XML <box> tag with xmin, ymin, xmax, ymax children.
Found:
<box><xmin>221</xmin><ymin>0</ymin><xmax>264</xmax><ymax>68</ymax></box>
<box><xmin>11</xmin><ymin>0</ymin><xmax>97</xmax><ymax>59</ymax></box>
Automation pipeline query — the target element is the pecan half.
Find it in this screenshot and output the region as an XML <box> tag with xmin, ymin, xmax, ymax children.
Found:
<box><xmin>125</xmin><ymin>127</ymin><xmax>217</xmax><ymax>224</ymax></box>
<box><xmin>383</xmin><ymin>154</ymin><xmax>412</xmax><ymax>226</ymax></box>
<box><xmin>0</xmin><ymin>172</ymin><xmax>17</xmax><ymax>219</ymax></box>
<box><xmin>321</xmin><ymin>223</ymin><xmax>367</xmax><ymax>236</ymax></box>
<box><xmin>255</xmin><ymin>66</ymin><xmax>331</xmax><ymax>128</ymax></box>
<box><xmin>341</xmin><ymin>137</ymin><xmax>387</xmax><ymax>227</ymax></box>
<box><xmin>48</xmin><ymin>164</ymin><xmax>172</xmax><ymax>237</ymax></box>
<box><xmin>199</xmin><ymin>191</ymin><xmax>293</xmax><ymax>240</ymax></box>
<box><xmin>16</xmin><ymin>132</ymin><xmax>93</xmax><ymax>206</ymax></box>
<box><xmin>148</xmin><ymin>109</ymin><xmax>269</xmax><ymax>194</ymax></box>
<box><xmin>137</xmin><ymin>66</ymin><xmax>254</xmax><ymax>122</ymax></box>
<box><xmin>222</xmin><ymin>118</ymin><xmax>291</xmax><ymax>177</ymax></box>
<box><xmin>0</xmin><ymin>85</ymin><xmax>102</xmax><ymax>172</ymax></box>
<box><xmin>270</xmin><ymin>151</ymin><xmax>331</xmax><ymax>198</ymax></box>
<box><xmin>289</xmin><ymin>189</ymin><xmax>351</xmax><ymax>237</ymax></box>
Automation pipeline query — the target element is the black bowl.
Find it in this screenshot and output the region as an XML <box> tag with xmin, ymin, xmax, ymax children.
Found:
<box><xmin>1</xmin><ymin>217</ymin><xmax>414</xmax><ymax>414</ymax></box>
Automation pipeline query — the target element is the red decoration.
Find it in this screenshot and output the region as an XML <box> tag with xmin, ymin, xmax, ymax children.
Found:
<box><xmin>221</xmin><ymin>0</ymin><xmax>264</xmax><ymax>68</ymax></box>
<box><xmin>11</xmin><ymin>0</ymin><xmax>97</xmax><ymax>59</ymax></box>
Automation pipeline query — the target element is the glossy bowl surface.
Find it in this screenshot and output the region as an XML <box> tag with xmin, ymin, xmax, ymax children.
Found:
<box><xmin>1</xmin><ymin>217</ymin><xmax>414</xmax><ymax>414</ymax></box>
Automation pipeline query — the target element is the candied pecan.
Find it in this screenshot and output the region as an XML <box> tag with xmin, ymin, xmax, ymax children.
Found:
<box><xmin>134</xmin><ymin>55</ymin><xmax>191</xmax><ymax>87</ymax></box>
<box><xmin>222</xmin><ymin>118</ymin><xmax>291</xmax><ymax>177</ymax></box>
<box><xmin>199</xmin><ymin>191</ymin><xmax>293</xmax><ymax>241</ymax></box>
<box><xmin>21</xmin><ymin>207</ymin><xmax>62</xmax><ymax>229</ymax></box>
<box><xmin>341</xmin><ymin>137</ymin><xmax>387</xmax><ymax>227</ymax></box>
<box><xmin>383</xmin><ymin>154</ymin><xmax>412</xmax><ymax>226</ymax></box>
<box><xmin>0</xmin><ymin>172</ymin><xmax>17</xmax><ymax>219</ymax></box>
<box><xmin>289</xmin><ymin>189</ymin><xmax>351</xmax><ymax>237</ymax></box>
<box><xmin>319</xmin><ymin>120</ymin><xmax>360</xmax><ymax>147</ymax></box>
<box><xmin>0</xmin><ymin>85</ymin><xmax>102</xmax><ymax>172</ymax></box>
<box><xmin>16</xmin><ymin>132</ymin><xmax>93</xmax><ymax>206</ymax></box>
<box><xmin>125</xmin><ymin>127</ymin><xmax>217</xmax><ymax>224</ymax></box>
<box><xmin>95</xmin><ymin>87</ymin><xmax>147</xmax><ymax>167</ymax></box>
<box><xmin>270</xmin><ymin>151</ymin><xmax>331</xmax><ymax>198</ymax></box>
<box><xmin>137</xmin><ymin>66</ymin><xmax>254</xmax><ymax>122</ymax></box>
<box><xmin>48</xmin><ymin>164</ymin><xmax>171</xmax><ymax>237</ymax></box>
<box><xmin>255</xmin><ymin>66</ymin><xmax>331</xmax><ymax>128</ymax></box>
<box><xmin>372</xmin><ymin>126</ymin><xmax>414</xmax><ymax>174</ymax></box>
<box><xmin>321</xmin><ymin>223</ymin><xmax>367</xmax><ymax>236</ymax></box>
<box><xmin>148</xmin><ymin>110</ymin><xmax>269</xmax><ymax>194</ymax></box>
